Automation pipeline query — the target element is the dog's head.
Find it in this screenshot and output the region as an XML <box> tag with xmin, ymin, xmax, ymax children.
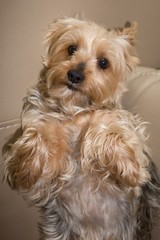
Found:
<box><xmin>41</xmin><ymin>17</ymin><xmax>139</xmax><ymax>110</ymax></box>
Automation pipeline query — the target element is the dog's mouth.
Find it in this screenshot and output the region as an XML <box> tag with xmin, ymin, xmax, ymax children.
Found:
<box><xmin>67</xmin><ymin>81</ymin><xmax>80</xmax><ymax>91</ymax></box>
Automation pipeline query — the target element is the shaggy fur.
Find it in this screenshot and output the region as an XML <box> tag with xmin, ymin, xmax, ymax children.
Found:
<box><xmin>3</xmin><ymin>17</ymin><xmax>160</xmax><ymax>240</ymax></box>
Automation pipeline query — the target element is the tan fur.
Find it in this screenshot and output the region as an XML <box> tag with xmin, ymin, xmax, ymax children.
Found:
<box><xmin>3</xmin><ymin>17</ymin><xmax>159</xmax><ymax>240</ymax></box>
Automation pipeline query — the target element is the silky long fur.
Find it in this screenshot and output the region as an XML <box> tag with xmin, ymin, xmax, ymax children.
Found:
<box><xmin>3</xmin><ymin>17</ymin><xmax>160</xmax><ymax>240</ymax></box>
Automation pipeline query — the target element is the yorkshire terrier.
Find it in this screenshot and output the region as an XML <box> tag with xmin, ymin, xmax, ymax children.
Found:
<box><xmin>3</xmin><ymin>17</ymin><xmax>160</xmax><ymax>240</ymax></box>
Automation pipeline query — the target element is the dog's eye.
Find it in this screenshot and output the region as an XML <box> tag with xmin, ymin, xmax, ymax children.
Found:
<box><xmin>68</xmin><ymin>45</ymin><xmax>77</xmax><ymax>56</ymax></box>
<box><xmin>98</xmin><ymin>58</ymin><xmax>109</xmax><ymax>69</ymax></box>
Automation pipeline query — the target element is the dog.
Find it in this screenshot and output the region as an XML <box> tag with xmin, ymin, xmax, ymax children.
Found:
<box><xmin>3</xmin><ymin>17</ymin><xmax>160</xmax><ymax>240</ymax></box>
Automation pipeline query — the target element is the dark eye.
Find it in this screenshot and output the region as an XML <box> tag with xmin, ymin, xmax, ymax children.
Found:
<box><xmin>98</xmin><ymin>58</ymin><xmax>109</xmax><ymax>69</ymax></box>
<box><xmin>68</xmin><ymin>45</ymin><xmax>77</xmax><ymax>56</ymax></box>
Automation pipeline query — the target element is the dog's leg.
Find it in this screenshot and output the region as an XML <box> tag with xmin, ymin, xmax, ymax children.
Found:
<box><xmin>3</xmin><ymin>126</ymin><xmax>48</xmax><ymax>190</ymax></box>
<box><xmin>81</xmin><ymin>109</ymin><xmax>150</xmax><ymax>187</ymax></box>
<box><xmin>3</xmin><ymin>117</ymin><xmax>72</xmax><ymax>192</ymax></box>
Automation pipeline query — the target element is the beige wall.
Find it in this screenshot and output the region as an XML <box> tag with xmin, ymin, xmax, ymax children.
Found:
<box><xmin>0</xmin><ymin>0</ymin><xmax>160</xmax><ymax>122</ymax></box>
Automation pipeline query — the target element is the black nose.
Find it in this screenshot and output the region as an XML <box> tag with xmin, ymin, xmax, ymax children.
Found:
<box><xmin>67</xmin><ymin>70</ymin><xmax>84</xmax><ymax>84</ymax></box>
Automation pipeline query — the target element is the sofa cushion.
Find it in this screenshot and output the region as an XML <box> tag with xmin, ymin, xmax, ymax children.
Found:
<box><xmin>123</xmin><ymin>66</ymin><xmax>160</xmax><ymax>168</ymax></box>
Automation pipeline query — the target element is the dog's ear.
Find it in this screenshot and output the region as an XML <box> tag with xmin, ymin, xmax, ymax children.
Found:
<box><xmin>120</xmin><ymin>21</ymin><xmax>138</xmax><ymax>46</ymax></box>
<box><xmin>110</xmin><ymin>21</ymin><xmax>138</xmax><ymax>46</ymax></box>
<box><xmin>109</xmin><ymin>22</ymin><xmax>139</xmax><ymax>71</ymax></box>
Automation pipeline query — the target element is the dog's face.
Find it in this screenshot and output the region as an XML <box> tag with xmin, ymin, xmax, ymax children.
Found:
<box><xmin>42</xmin><ymin>18</ymin><xmax>139</xmax><ymax>109</ymax></box>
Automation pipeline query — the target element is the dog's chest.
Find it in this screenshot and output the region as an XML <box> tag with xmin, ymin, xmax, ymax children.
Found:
<box><xmin>58</xmin><ymin>175</ymin><xmax>136</xmax><ymax>238</ymax></box>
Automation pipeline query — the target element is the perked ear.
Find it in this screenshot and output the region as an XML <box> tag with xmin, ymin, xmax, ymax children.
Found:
<box><xmin>109</xmin><ymin>21</ymin><xmax>139</xmax><ymax>71</ymax></box>
<box><xmin>110</xmin><ymin>21</ymin><xmax>138</xmax><ymax>46</ymax></box>
<box><xmin>121</xmin><ymin>21</ymin><xmax>138</xmax><ymax>46</ymax></box>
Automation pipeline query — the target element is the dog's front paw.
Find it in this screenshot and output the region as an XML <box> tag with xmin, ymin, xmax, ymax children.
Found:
<box><xmin>3</xmin><ymin>128</ymin><xmax>48</xmax><ymax>189</ymax></box>
<box><xmin>81</xmin><ymin>110</ymin><xmax>150</xmax><ymax>187</ymax></box>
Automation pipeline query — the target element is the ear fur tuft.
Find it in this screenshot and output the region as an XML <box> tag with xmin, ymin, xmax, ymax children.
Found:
<box><xmin>122</xmin><ymin>21</ymin><xmax>138</xmax><ymax>46</ymax></box>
